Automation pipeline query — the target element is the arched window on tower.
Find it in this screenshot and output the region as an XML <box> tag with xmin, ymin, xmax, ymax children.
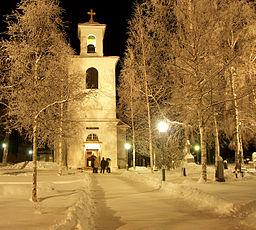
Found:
<box><xmin>87</xmin><ymin>34</ymin><xmax>96</xmax><ymax>53</ymax></box>
<box><xmin>86</xmin><ymin>68</ymin><xmax>98</xmax><ymax>89</ymax></box>
<box><xmin>86</xmin><ymin>134</ymin><xmax>99</xmax><ymax>141</ymax></box>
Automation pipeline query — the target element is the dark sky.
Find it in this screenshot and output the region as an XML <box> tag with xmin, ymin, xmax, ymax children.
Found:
<box><xmin>60</xmin><ymin>0</ymin><xmax>135</xmax><ymax>57</ymax></box>
<box><xmin>0</xmin><ymin>0</ymin><xmax>136</xmax><ymax>58</ymax></box>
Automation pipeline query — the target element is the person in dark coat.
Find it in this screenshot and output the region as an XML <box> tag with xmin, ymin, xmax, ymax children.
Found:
<box><xmin>100</xmin><ymin>157</ymin><xmax>106</xmax><ymax>174</ymax></box>
<box><xmin>91</xmin><ymin>157</ymin><xmax>95</xmax><ymax>173</ymax></box>
<box><xmin>106</xmin><ymin>158</ymin><xmax>111</xmax><ymax>173</ymax></box>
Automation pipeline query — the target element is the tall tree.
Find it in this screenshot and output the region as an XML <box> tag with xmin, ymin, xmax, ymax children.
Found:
<box><xmin>124</xmin><ymin>2</ymin><xmax>156</xmax><ymax>170</ymax></box>
<box><xmin>0</xmin><ymin>44</ymin><xmax>12</xmax><ymax>166</ymax></box>
<box><xmin>218</xmin><ymin>0</ymin><xmax>256</xmax><ymax>171</ymax></box>
<box><xmin>118</xmin><ymin>47</ymin><xmax>138</xmax><ymax>169</ymax></box>
<box><xmin>2</xmin><ymin>0</ymin><xmax>73</xmax><ymax>201</ymax></box>
<box><xmin>166</xmin><ymin>0</ymin><xmax>224</xmax><ymax>181</ymax></box>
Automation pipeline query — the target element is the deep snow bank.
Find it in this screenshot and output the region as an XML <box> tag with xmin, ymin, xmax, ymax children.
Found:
<box><xmin>121</xmin><ymin>166</ymin><xmax>255</xmax><ymax>215</ymax></box>
<box><xmin>50</xmin><ymin>174</ymin><xmax>95</xmax><ymax>230</ymax></box>
<box><xmin>161</xmin><ymin>182</ymin><xmax>233</xmax><ymax>214</ymax></box>
<box><xmin>1</xmin><ymin>161</ymin><xmax>59</xmax><ymax>170</ymax></box>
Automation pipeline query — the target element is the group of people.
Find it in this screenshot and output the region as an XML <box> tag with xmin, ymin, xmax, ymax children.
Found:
<box><xmin>91</xmin><ymin>157</ymin><xmax>111</xmax><ymax>174</ymax></box>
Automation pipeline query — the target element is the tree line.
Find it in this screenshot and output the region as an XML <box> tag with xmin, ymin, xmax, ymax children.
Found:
<box><xmin>118</xmin><ymin>0</ymin><xmax>256</xmax><ymax>181</ymax></box>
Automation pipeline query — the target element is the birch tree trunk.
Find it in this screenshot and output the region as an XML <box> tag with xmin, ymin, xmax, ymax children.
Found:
<box><xmin>230</xmin><ymin>67</ymin><xmax>242</xmax><ymax>171</ymax></box>
<box><xmin>58</xmin><ymin>102</ymin><xmax>64</xmax><ymax>175</ymax></box>
<box><xmin>240</xmin><ymin>135</ymin><xmax>244</xmax><ymax>168</ymax></box>
<box><xmin>129</xmin><ymin>84</ymin><xmax>136</xmax><ymax>169</ymax></box>
<box><xmin>32</xmin><ymin>58</ymin><xmax>39</xmax><ymax>202</ymax></box>
<box><xmin>213</xmin><ymin>109</ymin><xmax>220</xmax><ymax>179</ymax></box>
<box><xmin>188</xmin><ymin>0</ymin><xmax>207</xmax><ymax>181</ymax></box>
<box><xmin>32</xmin><ymin>118</ymin><xmax>38</xmax><ymax>202</ymax></box>
<box><xmin>198</xmin><ymin>108</ymin><xmax>207</xmax><ymax>182</ymax></box>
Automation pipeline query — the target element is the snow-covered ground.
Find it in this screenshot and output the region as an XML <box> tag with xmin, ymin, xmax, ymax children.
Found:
<box><xmin>122</xmin><ymin>163</ymin><xmax>256</xmax><ymax>229</ymax></box>
<box><xmin>0</xmin><ymin>162</ymin><xmax>95</xmax><ymax>230</ymax></box>
<box><xmin>0</xmin><ymin>161</ymin><xmax>255</xmax><ymax>229</ymax></box>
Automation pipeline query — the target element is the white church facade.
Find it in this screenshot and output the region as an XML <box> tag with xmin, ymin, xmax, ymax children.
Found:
<box><xmin>55</xmin><ymin>11</ymin><xmax>128</xmax><ymax>170</ymax></box>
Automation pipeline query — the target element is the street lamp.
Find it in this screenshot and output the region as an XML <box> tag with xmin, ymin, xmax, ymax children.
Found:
<box><xmin>2</xmin><ymin>143</ymin><xmax>8</xmax><ymax>166</ymax></box>
<box><xmin>28</xmin><ymin>150</ymin><xmax>33</xmax><ymax>160</ymax></box>
<box><xmin>157</xmin><ymin>121</ymin><xmax>169</xmax><ymax>182</ymax></box>
<box><xmin>194</xmin><ymin>144</ymin><xmax>200</xmax><ymax>164</ymax></box>
<box><xmin>125</xmin><ymin>143</ymin><xmax>131</xmax><ymax>170</ymax></box>
<box><xmin>194</xmin><ymin>145</ymin><xmax>200</xmax><ymax>151</ymax></box>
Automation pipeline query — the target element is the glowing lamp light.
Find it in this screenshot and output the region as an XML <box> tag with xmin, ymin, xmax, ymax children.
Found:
<box><xmin>125</xmin><ymin>143</ymin><xmax>131</xmax><ymax>150</ymax></box>
<box><xmin>157</xmin><ymin>121</ymin><xmax>169</xmax><ymax>133</ymax></box>
<box><xmin>194</xmin><ymin>145</ymin><xmax>200</xmax><ymax>151</ymax></box>
<box><xmin>2</xmin><ymin>143</ymin><xmax>6</xmax><ymax>148</ymax></box>
<box><xmin>28</xmin><ymin>150</ymin><xmax>33</xmax><ymax>155</ymax></box>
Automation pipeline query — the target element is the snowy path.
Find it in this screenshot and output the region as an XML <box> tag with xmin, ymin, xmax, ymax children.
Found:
<box><xmin>91</xmin><ymin>173</ymin><xmax>245</xmax><ymax>230</ymax></box>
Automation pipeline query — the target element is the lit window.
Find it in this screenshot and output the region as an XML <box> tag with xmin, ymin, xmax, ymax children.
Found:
<box><xmin>86</xmin><ymin>68</ymin><xmax>98</xmax><ymax>89</ymax></box>
<box><xmin>87</xmin><ymin>35</ymin><xmax>96</xmax><ymax>53</ymax></box>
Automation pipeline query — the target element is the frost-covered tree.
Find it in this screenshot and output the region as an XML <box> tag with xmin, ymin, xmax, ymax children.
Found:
<box><xmin>217</xmin><ymin>0</ymin><xmax>256</xmax><ymax>170</ymax></box>
<box><xmin>119</xmin><ymin>0</ymin><xmax>196</xmax><ymax>170</ymax></box>
<box><xmin>2</xmin><ymin>0</ymin><xmax>75</xmax><ymax>202</ymax></box>
<box><xmin>120</xmin><ymin>0</ymin><xmax>256</xmax><ymax>178</ymax></box>
<box><xmin>0</xmin><ymin>45</ymin><xmax>12</xmax><ymax>166</ymax></box>
<box><xmin>118</xmin><ymin>47</ymin><xmax>138</xmax><ymax>169</ymax></box>
<box><xmin>121</xmin><ymin>2</ymin><xmax>158</xmax><ymax>170</ymax></box>
<box><xmin>155</xmin><ymin>0</ymin><xmax>256</xmax><ymax>176</ymax></box>
<box><xmin>163</xmin><ymin>0</ymin><xmax>225</xmax><ymax>181</ymax></box>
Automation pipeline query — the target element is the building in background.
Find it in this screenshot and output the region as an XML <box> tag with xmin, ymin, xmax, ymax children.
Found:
<box><xmin>55</xmin><ymin>12</ymin><xmax>128</xmax><ymax>170</ymax></box>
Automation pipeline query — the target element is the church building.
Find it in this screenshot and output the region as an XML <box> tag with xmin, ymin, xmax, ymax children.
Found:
<box><xmin>58</xmin><ymin>10</ymin><xmax>128</xmax><ymax>170</ymax></box>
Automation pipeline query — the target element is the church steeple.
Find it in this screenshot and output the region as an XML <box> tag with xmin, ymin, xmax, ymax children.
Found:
<box><xmin>78</xmin><ymin>10</ymin><xmax>106</xmax><ymax>56</ymax></box>
<box><xmin>65</xmin><ymin>12</ymin><xmax>122</xmax><ymax>170</ymax></box>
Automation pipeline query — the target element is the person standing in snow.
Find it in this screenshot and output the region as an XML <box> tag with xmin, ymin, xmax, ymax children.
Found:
<box><xmin>100</xmin><ymin>157</ymin><xmax>106</xmax><ymax>174</ymax></box>
<box><xmin>94</xmin><ymin>158</ymin><xmax>99</xmax><ymax>173</ymax></box>
<box><xmin>106</xmin><ymin>158</ymin><xmax>111</xmax><ymax>173</ymax></box>
<box><xmin>91</xmin><ymin>157</ymin><xmax>95</xmax><ymax>172</ymax></box>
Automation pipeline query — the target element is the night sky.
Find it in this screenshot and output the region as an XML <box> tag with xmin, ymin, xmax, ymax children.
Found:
<box><xmin>0</xmin><ymin>0</ymin><xmax>136</xmax><ymax>58</ymax></box>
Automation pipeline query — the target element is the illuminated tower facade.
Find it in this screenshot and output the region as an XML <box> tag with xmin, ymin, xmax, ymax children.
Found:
<box><xmin>63</xmin><ymin>10</ymin><xmax>127</xmax><ymax>169</ymax></box>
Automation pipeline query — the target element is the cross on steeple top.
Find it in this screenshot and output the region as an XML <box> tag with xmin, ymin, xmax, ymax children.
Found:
<box><xmin>87</xmin><ymin>9</ymin><xmax>96</xmax><ymax>23</ymax></box>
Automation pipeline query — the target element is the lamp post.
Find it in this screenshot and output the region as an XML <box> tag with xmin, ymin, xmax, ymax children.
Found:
<box><xmin>28</xmin><ymin>150</ymin><xmax>33</xmax><ymax>160</ymax></box>
<box><xmin>157</xmin><ymin>121</ymin><xmax>169</xmax><ymax>182</ymax></box>
<box><xmin>2</xmin><ymin>143</ymin><xmax>8</xmax><ymax>166</ymax></box>
<box><xmin>194</xmin><ymin>144</ymin><xmax>200</xmax><ymax>164</ymax></box>
<box><xmin>125</xmin><ymin>143</ymin><xmax>131</xmax><ymax>170</ymax></box>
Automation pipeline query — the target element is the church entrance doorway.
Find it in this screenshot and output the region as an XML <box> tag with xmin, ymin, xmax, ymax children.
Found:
<box><xmin>86</xmin><ymin>150</ymin><xmax>99</xmax><ymax>167</ymax></box>
<box><xmin>84</xmin><ymin>143</ymin><xmax>101</xmax><ymax>168</ymax></box>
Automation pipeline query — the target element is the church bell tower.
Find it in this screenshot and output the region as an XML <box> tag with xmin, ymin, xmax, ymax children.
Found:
<box><xmin>78</xmin><ymin>9</ymin><xmax>106</xmax><ymax>56</ymax></box>
<box><xmin>63</xmin><ymin>10</ymin><xmax>128</xmax><ymax>170</ymax></box>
